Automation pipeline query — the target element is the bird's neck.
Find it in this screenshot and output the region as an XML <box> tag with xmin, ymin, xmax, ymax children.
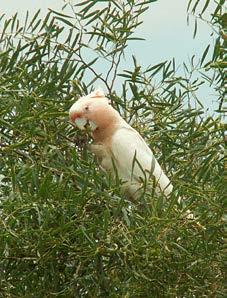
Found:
<box><xmin>91</xmin><ymin>107</ymin><xmax>126</xmax><ymax>144</ymax></box>
<box><xmin>92</xmin><ymin>122</ymin><xmax>118</xmax><ymax>144</ymax></box>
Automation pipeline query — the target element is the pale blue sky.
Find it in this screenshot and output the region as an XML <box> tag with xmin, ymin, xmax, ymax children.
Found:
<box><xmin>0</xmin><ymin>0</ymin><xmax>217</xmax><ymax>112</ymax></box>
<box><xmin>0</xmin><ymin>0</ymin><xmax>214</xmax><ymax>64</ymax></box>
<box><xmin>134</xmin><ymin>0</ymin><xmax>214</xmax><ymax>65</ymax></box>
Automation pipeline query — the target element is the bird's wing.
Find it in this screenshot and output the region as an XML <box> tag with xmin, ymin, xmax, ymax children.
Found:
<box><xmin>111</xmin><ymin>126</ymin><xmax>155</xmax><ymax>179</ymax></box>
<box><xmin>111</xmin><ymin>126</ymin><xmax>172</xmax><ymax>194</ymax></box>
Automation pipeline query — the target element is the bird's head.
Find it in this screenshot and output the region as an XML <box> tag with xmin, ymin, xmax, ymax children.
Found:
<box><xmin>69</xmin><ymin>89</ymin><xmax>119</xmax><ymax>131</ymax></box>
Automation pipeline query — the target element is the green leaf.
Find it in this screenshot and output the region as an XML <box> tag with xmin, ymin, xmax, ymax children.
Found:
<box><xmin>200</xmin><ymin>44</ymin><xmax>210</xmax><ymax>66</ymax></box>
<box><xmin>201</xmin><ymin>0</ymin><xmax>211</xmax><ymax>15</ymax></box>
<box><xmin>49</xmin><ymin>9</ymin><xmax>73</xmax><ymax>19</ymax></box>
<box><xmin>28</xmin><ymin>9</ymin><xmax>41</xmax><ymax>29</ymax></box>
<box><xmin>54</xmin><ymin>16</ymin><xmax>75</xmax><ymax>28</ymax></box>
<box><xmin>193</xmin><ymin>17</ymin><xmax>198</xmax><ymax>38</ymax></box>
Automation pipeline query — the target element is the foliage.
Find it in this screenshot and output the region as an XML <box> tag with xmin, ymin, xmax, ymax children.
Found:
<box><xmin>187</xmin><ymin>0</ymin><xmax>226</xmax><ymax>112</ymax></box>
<box><xmin>0</xmin><ymin>0</ymin><xmax>225</xmax><ymax>297</ymax></box>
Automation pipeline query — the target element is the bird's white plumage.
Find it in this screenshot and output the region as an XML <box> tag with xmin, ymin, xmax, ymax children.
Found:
<box><xmin>111</xmin><ymin>125</ymin><xmax>173</xmax><ymax>197</ymax></box>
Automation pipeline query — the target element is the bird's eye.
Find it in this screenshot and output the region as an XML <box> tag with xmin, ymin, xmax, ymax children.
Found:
<box><xmin>85</xmin><ymin>106</ymin><xmax>89</xmax><ymax>111</ymax></box>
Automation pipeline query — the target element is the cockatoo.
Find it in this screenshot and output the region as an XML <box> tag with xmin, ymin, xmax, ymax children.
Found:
<box><xmin>69</xmin><ymin>89</ymin><xmax>173</xmax><ymax>199</ymax></box>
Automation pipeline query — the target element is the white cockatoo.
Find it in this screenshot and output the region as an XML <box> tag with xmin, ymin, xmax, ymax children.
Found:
<box><xmin>69</xmin><ymin>89</ymin><xmax>173</xmax><ymax>199</ymax></box>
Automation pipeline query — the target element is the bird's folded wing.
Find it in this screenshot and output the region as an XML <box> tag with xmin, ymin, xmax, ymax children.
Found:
<box><xmin>111</xmin><ymin>126</ymin><xmax>173</xmax><ymax>196</ymax></box>
<box><xmin>111</xmin><ymin>126</ymin><xmax>155</xmax><ymax>181</ymax></box>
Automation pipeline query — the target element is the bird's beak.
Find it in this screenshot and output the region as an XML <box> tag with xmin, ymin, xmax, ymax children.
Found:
<box><xmin>74</xmin><ymin>118</ymin><xmax>87</xmax><ymax>130</ymax></box>
<box><xmin>69</xmin><ymin>112</ymin><xmax>86</xmax><ymax>130</ymax></box>
<box><xmin>69</xmin><ymin>111</ymin><xmax>97</xmax><ymax>131</ymax></box>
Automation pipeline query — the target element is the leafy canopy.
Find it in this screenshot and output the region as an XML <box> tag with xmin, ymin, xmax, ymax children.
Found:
<box><xmin>0</xmin><ymin>0</ymin><xmax>225</xmax><ymax>297</ymax></box>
